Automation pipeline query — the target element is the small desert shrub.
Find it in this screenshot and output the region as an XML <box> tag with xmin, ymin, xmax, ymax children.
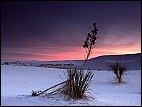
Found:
<box><xmin>59</xmin><ymin>67</ymin><xmax>94</xmax><ymax>100</ymax></box>
<box><xmin>109</xmin><ymin>61</ymin><xmax>128</xmax><ymax>83</ymax></box>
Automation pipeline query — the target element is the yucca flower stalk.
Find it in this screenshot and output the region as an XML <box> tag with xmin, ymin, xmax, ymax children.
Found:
<box><xmin>83</xmin><ymin>23</ymin><xmax>98</xmax><ymax>66</ymax></box>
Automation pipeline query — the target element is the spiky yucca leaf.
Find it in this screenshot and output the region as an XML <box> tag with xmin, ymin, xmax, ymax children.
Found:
<box><xmin>119</xmin><ymin>62</ymin><xmax>128</xmax><ymax>77</ymax></box>
<box><xmin>110</xmin><ymin>62</ymin><xmax>119</xmax><ymax>77</ymax></box>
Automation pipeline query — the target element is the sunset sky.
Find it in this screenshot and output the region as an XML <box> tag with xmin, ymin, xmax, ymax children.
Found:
<box><xmin>1</xmin><ymin>1</ymin><xmax>141</xmax><ymax>61</ymax></box>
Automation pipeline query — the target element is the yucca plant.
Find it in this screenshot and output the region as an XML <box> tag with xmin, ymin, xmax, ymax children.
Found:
<box><xmin>57</xmin><ymin>23</ymin><xmax>97</xmax><ymax>100</ymax></box>
<box><xmin>59</xmin><ymin>67</ymin><xmax>94</xmax><ymax>100</ymax></box>
<box><xmin>110</xmin><ymin>61</ymin><xmax>128</xmax><ymax>83</ymax></box>
<box><xmin>31</xmin><ymin>23</ymin><xmax>97</xmax><ymax>100</ymax></box>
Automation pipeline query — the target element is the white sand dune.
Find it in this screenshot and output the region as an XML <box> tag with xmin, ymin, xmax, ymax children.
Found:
<box><xmin>1</xmin><ymin>65</ymin><xmax>141</xmax><ymax>106</ymax></box>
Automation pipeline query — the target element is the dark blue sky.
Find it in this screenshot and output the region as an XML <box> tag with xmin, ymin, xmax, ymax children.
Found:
<box><xmin>1</xmin><ymin>1</ymin><xmax>141</xmax><ymax>61</ymax></box>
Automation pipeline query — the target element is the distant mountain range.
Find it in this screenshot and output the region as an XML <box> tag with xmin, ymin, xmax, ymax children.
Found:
<box><xmin>2</xmin><ymin>53</ymin><xmax>141</xmax><ymax>70</ymax></box>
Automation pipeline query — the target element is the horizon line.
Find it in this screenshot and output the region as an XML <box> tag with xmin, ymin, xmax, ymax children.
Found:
<box><xmin>1</xmin><ymin>52</ymin><xmax>141</xmax><ymax>62</ymax></box>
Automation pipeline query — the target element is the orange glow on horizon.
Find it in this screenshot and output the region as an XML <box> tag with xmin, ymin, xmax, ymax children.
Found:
<box><xmin>13</xmin><ymin>50</ymin><xmax>141</xmax><ymax>62</ymax></box>
<box><xmin>2</xmin><ymin>44</ymin><xmax>140</xmax><ymax>62</ymax></box>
